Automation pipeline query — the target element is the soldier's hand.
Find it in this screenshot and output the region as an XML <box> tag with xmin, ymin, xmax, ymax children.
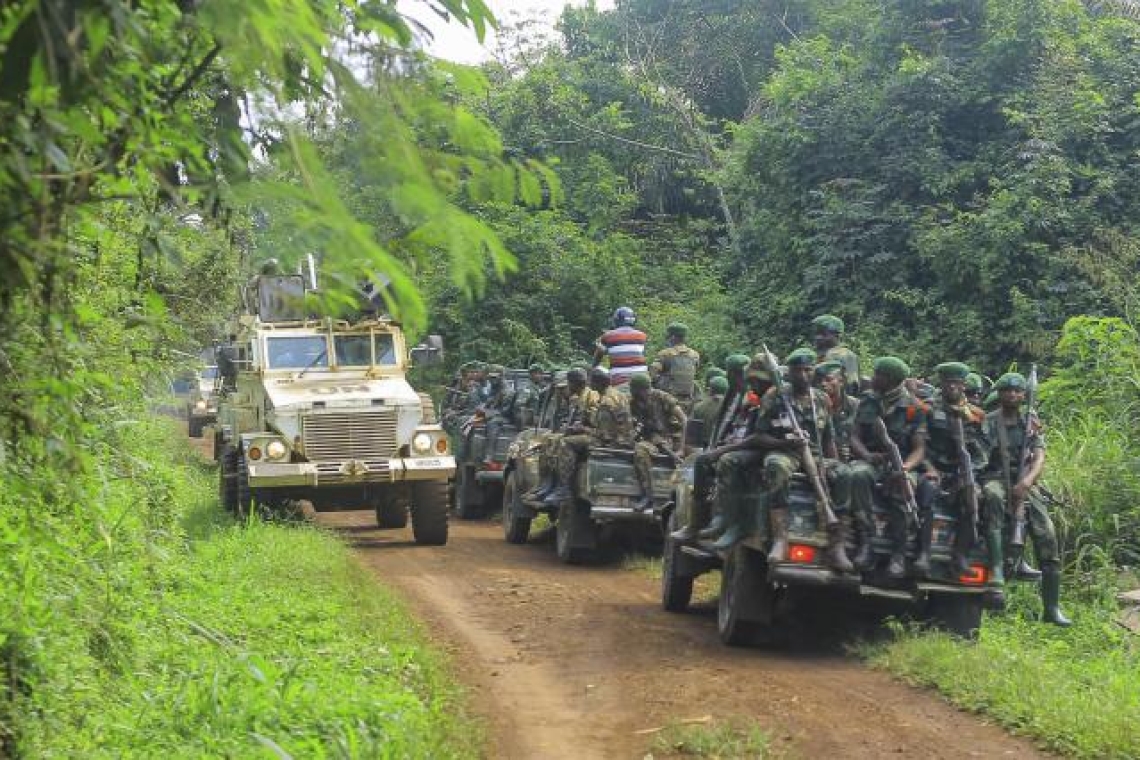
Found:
<box><xmin>1012</xmin><ymin>481</ymin><xmax>1030</xmax><ymax>503</ymax></box>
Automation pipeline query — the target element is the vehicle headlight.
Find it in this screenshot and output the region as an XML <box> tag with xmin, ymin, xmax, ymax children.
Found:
<box><xmin>266</xmin><ymin>440</ymin><xmax>287</xmax><ymax>460</ymax></box>
<box><xmin>195</xmin><ymin>400</ymin><xmax>208</xmax><ymax>410</ymax></box>
<box><xmin>412</xmin><ymin>433</ymin><xmax>433</xmax><ymax>455</ymax></box>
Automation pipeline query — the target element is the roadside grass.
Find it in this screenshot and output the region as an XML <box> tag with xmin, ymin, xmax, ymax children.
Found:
<box><xmin>649</xmin><ymin>717</ymin><xmax>776</xmax><ymax>758</ymax></box>
<box><xmin>2</xmin><ymin>417</ymin><xmax>477</xmax><ymax>758</ymax></box>
<box><xmin>865</xmin><ymin>582</ymin><xmax>1140</xmax><ymax>759</ymax></box>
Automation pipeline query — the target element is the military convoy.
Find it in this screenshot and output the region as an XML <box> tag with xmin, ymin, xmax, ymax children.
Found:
<box><xmin>662</xmin><ymin>463</ymin><xmax>995</xmax><ymax>642</ymax></box>
<box><xmin>187</xmin><ymin>365</ymin><xmax>219</xmax><ymax>438</ymax></box>
<box><xmin>213</xmin><ymin>272</ymin><xmax>454</xmax><ymax>544</ymax></box>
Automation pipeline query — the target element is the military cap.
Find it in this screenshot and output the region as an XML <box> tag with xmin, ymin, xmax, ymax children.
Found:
<box><xmin>705</xmin><ymin>366</ymin><xmax>726</xmax><ymax>382</ymax></box>
<box><xmin>471</xmin><ymin>361</ymin><xmax>487</xmax><ymax>370</ymax></box>
<box><xmin>589</xmin><ymin>366</ymin><xmax>610</xmax><ymax>380</ymax></box>
<box><xmin>994</xmin><ymin>372</ymin><xmax>1027</xmax><ymax>391</ymax></box>
<box><xmin>983</xmin><ymin>390</ymin><xmax>1000</xmax><ymax>410</ymax></box>
<box><xmin>486</xmin><ymin>364</ymin><xmax>504</xmax><ymax>376</ymax></box>
<box><xmin>814</xmin><ymin>360</ymin><xmax>844</xmax><ymax>379</ymax></box>
<box><xmin>934</xmin><ymin>362</ymin><xmax>971</xmax><ymax>381</ymax></box>
<box><xmin>785</xmin><ymin>347</ymin><xmax>817</xmax><ymax>367</ymax></box>
<box><xmin>460</xmin><ymin>361</ymin><xmax>477</xmax><ymax>370</ymax></box>
<box><xmin>964</xmin><ymin>372</ymin><xmax>984</xmax><ymax>391</ymax></box>
<box><xmin>811</xmin><ymin>314</ymin><xmax>845</xmax><ymax>334</ymax></box>
<box><xmin>708</xmin><ymin>376</ymin><xmax>729</xmax><ymax>394</ymax></box>
<box><xmin>666</xmin><ymin>322</ymin><xmax>689</xmax><ymax>337</ymax></box>
<box><xmin>724</xmin><ymin>354</ymin><xmax>751</xmax><ymax>372</ymax></box>
<box><xmin>553</xmin><ymin>370</ymin><xmax>569</xmax><ymax>387</ymax></box>
<box><xmin>629</xmin><ymin>372</ymin><xmax>652</xmax><ymax>389</ymax></box>
<box><xmin>872</xmin><ymin>356</ymin><xmax>911</xmax><ymax>384</ymax></box>
<box><xmin>528</xmin><ymin>362</ymin><xmax>544</xmax><ymax>373</ymax></box>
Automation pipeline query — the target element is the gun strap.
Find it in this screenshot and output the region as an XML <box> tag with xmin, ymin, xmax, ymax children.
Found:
<box><xmin>995</xmin><ymin>415</ymin><xmax>1014</xmax><ymax>484</ymax></box>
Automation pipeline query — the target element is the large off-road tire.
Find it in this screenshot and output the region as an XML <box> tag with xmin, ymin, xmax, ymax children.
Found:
<box><xmin>411</xmin><ymin>481</ymin><xmax>449</xmax><ymax>545</ymax></box>
<box><xmin>718</xmin><ymin>544</ymin><xmax>766</xmax><ymax>646</ymax></box>
<box><xmin>235</xmin><ymin>451</ymin><xmax>253</xmax><ymax>521</ymax></box>
<box><xmin>455</xmin><ymin>465</ymin><xmax>484</xmax><ymax>520</ymax></box>
<box><xmin>502</xmin><ymin>472</ymin><xmax>532</xmax><ymax>545</ymax></box>
<box><xmin>218</xmin><ymin>445</ymin><xmax>238</xmax><ymax>513</ymax></box>
<box><xmin>662</xmin><ymin>510</ymin><xmax>695</xmax><ymax>613</ymax></box>
<box><xmin>925</xmin><ymin>593</ymin><xmax>984</xmax><ymax>640</ymax></box>
<box><xmin>375</xmin><ymin>487</ymin><xmax>411</xmax><ymax>529</ymax></box>
<box><xmin>555</xmin><ymin>500</ymin><xmax>591</xmax><ymax>565</ymax></box>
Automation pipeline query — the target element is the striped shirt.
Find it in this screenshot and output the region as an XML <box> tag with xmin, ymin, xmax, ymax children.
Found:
<box><xmin>597</xmin><ymin>326</ymin><xmax>648</xmax><ymax>385</ymax></box>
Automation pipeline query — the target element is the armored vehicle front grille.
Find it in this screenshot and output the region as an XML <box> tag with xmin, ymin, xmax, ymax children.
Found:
<box><xmin>302</xmin><ymin>410</ymin><xmax>399</xmax><ymax>461</ymax></box>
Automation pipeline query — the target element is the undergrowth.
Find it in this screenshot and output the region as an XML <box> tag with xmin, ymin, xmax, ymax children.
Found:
<box><xmin>649</xmin><ymin>717</ymin><xmax>776</xmax><ymax>759</ymax></box>
<box><xmin>1</xmin><ymin>418</ymin><xmax>475</xmax><ymax>758</ymax></box>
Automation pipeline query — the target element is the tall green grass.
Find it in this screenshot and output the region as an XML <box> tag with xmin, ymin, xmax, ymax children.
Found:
<box><xmin>1</xmin><ymin>418</ymin><xmax>476</xmax><ymax>758</ymax></box>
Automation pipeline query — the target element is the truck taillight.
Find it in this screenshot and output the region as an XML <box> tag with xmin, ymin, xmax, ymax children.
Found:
<box><xmin>435</xmin><ymin>438</ymin><xmax>449</xmax><ymax>454</ymax></box>
<box><xmin>959</xmin><ymin>565</ymin><xmax>988</xmax><ymax>585</ymax></box>
<box><xmin>788</xmin><ymin>544</ymin><xmax>816</xmax><ymax>563</ymax></box>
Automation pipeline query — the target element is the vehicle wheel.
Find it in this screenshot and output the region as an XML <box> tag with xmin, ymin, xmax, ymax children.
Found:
<box><xmin>188</xmin><ymin>417</ymin><xmax>203</xmax><ymax>438</ymax></box>
<box><xmin>376</xmin><ymin>488</ymin><xmax>410</xmax><ymax>529</ymax></box>
<box><xmin>662</xmin><ymin>510</ymin><xmax>694</xmax><ymax>613</ymax></box>
<box><xmin>411</xmin><ymin>481</ymin><xmax>449</xmax><ymax>545</ymax></box>
<box><xmin>925</xmin><ymin>593</ymin><xmax>983</xmax><ymax>640</ymax></box>
<box><xmin>235</xmin><ymin>451</ymin><xmax>253</xmax><ymax>521</ymax></box>
<box><xmin>718</xmin><ymin>545</ymin><xmax>766</xmax><ymax>646</ymax></box>
<box><xmin>502</xmin><ymin>472</ymin><xmax>532</xmax><ymax>545</ymax></box>
<box><xmin>555</xmin><ymin>501</ymin><xmax>590</xmax><ymax>565</ymax></box>
<box><xmin>455</xmin><ymin>465</ymin><xmax>484</xmax><ymax>520</ymax></box>
<box><xmin>218</xmin><ymin>445</ymin><xmax>238</xmax><ymax>513</ymax></box>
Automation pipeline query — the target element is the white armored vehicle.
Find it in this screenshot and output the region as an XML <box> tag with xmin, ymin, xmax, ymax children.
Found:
<box><xmin>215</xmin><ymin>272</ymin><xmax>454</xmax><ymax>544</ymax></box>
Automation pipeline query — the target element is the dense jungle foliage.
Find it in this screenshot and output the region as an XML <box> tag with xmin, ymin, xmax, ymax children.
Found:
<box><xmin>1</xmin><ymin>0</ymin><xmax>1139</xmax><ymax>756</ymax></box>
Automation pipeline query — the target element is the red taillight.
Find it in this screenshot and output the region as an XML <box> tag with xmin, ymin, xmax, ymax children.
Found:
<box><xmin>788</xmin><ymin>544</ymin><xmax>817</xmax><ymax>563</ymax></box>
<box><xmin>483</xmin><ymin>461</ymin><xmax>503</xmax><ymax>471</ymax></box>
<box><xmin>959</xmin><ymin>564</ymin><xmax>988</xmax><ymax>585</ymax></box>
<box><xmin>248</xmin><ymin>446</ymin><xmax>262</xmax><ymax>461</ymax></box>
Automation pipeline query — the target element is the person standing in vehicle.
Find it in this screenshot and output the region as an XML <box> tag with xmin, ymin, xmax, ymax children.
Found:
<box><xmin>848</xmin><ymin>357</ymin><xmax>928</xmax><ymax>577</ymax></box>
<box><xmin>650</xmin><ymin>323</ymin><xmax>700</xmax><ymax>410</ymax></box>
<box><xmin>629</xmin><ymin>373</ymin><xmax>687</xmax><ymax>512</ymax></box>
<box><xmin>981</xmin><ymin>373</ymin><xmax>1070</xmax><ymax>626</ymax></box>
<box><xmin>812</xmin><ymin>315</ymin><xmax>861</xmax><ymax>395</ymax></box>
<box><xmin>593</xmin><ymin>306</ymin><xmax>648</xmax><ymax>386</ymax></box>
<box><xmin>527</xmin><ymin>369</ymin><xmax>588</xmax><ymax>501</ymax></box>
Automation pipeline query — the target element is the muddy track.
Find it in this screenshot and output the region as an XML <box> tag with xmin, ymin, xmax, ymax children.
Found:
<box><xmin>318</xmin><ymin>511</ymin><xmax>1044</xmax><ymax>759</ymax></box>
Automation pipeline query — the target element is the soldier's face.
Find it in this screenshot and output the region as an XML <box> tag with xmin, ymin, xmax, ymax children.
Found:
<box><xmin>820</xmin><ymin>372</ymin><xmax>842</xmax><ymax>397</ymax></box>
<box><xmin>871</xmin><ymin>370</ymin><xmax>897</xmax><ymax>394</ymax></box>
<box><xmin>530</xmin><ymin>371</ymin><xmax>543</xmax><ymax>384</ymax></box>
<box><xmin>999</xmin><ymin>388</ymin><xmax>1025</xmax><ymax>409</ymax></box>
<box><xmin>789</xmin><ymin>364</ymin><xmax>813</xmax><ymax>390</ymax></box>
<box><xmin>814</xmin><ymin>329</ymin><xmax>837</xmax><ymax>351</ymax></box>
<box><xmin>941</xmin><ymin>378</ymin><xmax>965</xmax><ymax>403</ymax></box>
<box><xmin>568</xmin><ymin>379</ymin><xmax>585</xmax><ymax>395</ymax></box>
<box><xmin>631</xmin><ymin>385</ymin><xmax>648</xmax><ymax>401</ymax></box>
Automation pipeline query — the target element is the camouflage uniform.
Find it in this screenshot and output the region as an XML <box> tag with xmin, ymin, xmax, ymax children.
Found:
<box><xmin>754</xmin><ymin>384</ymin><xmax>843</xmax><ymax>513</ymax></box>
<box><xmin>630</xmin><ymin>387</ymin><xmax>685</xmax><ymax>499</ymax></box>
<box><xmin>828</xmin><ymin>393</ymin><xmax>860</xmax><ymax>463</ymax></box>
<box><xmin>555</xmin><ymin>387</ymin><xmax>632</xmax><ymax>484</ymax></box>
<box><xmin>981</xmin><ymin>411</ymin><xmax>1057</xmax><ymax>564</ymax></box>
<box><xmin>819</xmin><ymin>345</ymin><xmax>861</xmax><ymax>395</ymax></box>
<box><xmin>650</xmin><ymin>344</ymin><xmax>700</xmax><ymax>408</ymax></box>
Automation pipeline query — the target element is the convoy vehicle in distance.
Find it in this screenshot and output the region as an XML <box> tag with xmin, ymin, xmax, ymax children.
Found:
<box><xmin>187</xmin><ymin>365</ymin><xmax>219</xmax><ymax>438</ymax></box>
<box><xmin>215</xmin><ymin>272</ymin><xmax>453</xmax><ymax>544</ymax></box>
<box><xmin>662</xmin><ymin>456</ymin><xmax>996</xmax><ymax>644</ymax></box>
<box><xmin>501</xmin><ymin>386</ymin><xmax>678</xmax><ymax>563</ymax></box>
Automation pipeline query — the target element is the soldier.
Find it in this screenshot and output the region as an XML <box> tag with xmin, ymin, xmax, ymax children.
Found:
<box><xmin>516</xmin><ymin>363</ymin><xmax>549</xmax><ymax>427</ymax></box>
<box><xmin>848</xmin><ymin>357</ymin><xmax>928</xmax><ymax>577</ymax></box>
<box><xmin>593</xmin><ymin>306</ymin><xmax>648</xmax><ymax>386</ymax></box>
<box><xmin>981</xmin><ymin>373</ymin><xmax>1070</xmax><ymax>626</ymax></box>
<box><xmin>669</xmin><ymin>354</ymin><xmax>752</xmax><ymax>541</ymax></box>
<box><xmin>690</xmin><ymin>375</ymin><xmax>728</xmax><ymax>441</ymax></box>
<box><xmin>920</xmin><ymin>363</ymin><xmax>994</xmax><ymax>583</ymax></box>
<box><xmin>816</xmin><ymin>361</ymin><xmax>858</xmax><ymax>462</ymax></box>
<box><xmin>526</xmin><ymin>369</ymin><xmax>586</xmax><ymax>500</ymax></box>
<box><xmin>476</xmin><ymin>365</ymin><xmax>517</xmax><ymax>464</ymax></box>
<box><xmin>545</xmin><ymin>367</ymin><xmax>633</xmax><ymax>505</ymax></box>
<box><xmin>751</xmin><ymin>348</ymin><xmax>853</xmax><ymax>569</ymax></box>
<box><xmin>649</xmin><ymin>323</ymin><xmax>700</xmax><ymax>409</ymax></box>
<box><xmin>629</xmin><ymin>373</ymin><xmax>687</xmax><ymax>512</ymax></box>
<box><xmin>964</xmin><ymin>372</ymin><xmax>985</xmax><ymax>407</ymax></box>
<box><xmin>812</xmin><ymin>315</ymin><xmax>861</xmax><ymax>395</ymax></box>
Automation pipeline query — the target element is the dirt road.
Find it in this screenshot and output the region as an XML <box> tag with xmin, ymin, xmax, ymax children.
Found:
<box><xmin>319</xmin><ymin>512</ymin><xmax>1043</xmax><ymax>759</ymax></box>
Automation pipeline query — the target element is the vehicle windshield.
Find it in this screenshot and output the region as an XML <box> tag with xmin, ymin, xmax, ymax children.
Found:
<box><xmin>200</xmin><ymin>366</ymin><xmax>219</xmax><ymax>380</ymax></box>
<box><xmin>267</xmin><ymin>336</ymin><xmax>329</xmax><ymax>370</ymax></box>
<box><xmin>333</xmin><ymin>333</ymin><xmax>398</xmax><ymax>367</ymax></box>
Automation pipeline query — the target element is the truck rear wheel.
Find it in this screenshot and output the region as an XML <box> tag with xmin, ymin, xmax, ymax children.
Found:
<box><xmin>376</xmin><ymin>487</ymin><xmax>410</xmax><ymax>529</ymax></box>
<box><xmin>925</xmin><ymin>593</ymin><xmax>983</xmax><ymax>640</ymax></box>
<box><xmin>555</xmin><ymin>501</ymin><xmax>591</xmax><ymax>565</ymax></box>
<box><xmin>411</xmin><ymin>481</ymin><xmax>449</xmax><ymax>545</ymax></box>
<box><xmin>502</xmin><ymin>472</ymin><xmax>532</xmax><ymax>545</ymax></box>
<box><xmin>718</xmin><ymin>545</ymin><xmax>768</xmax><ymax>646</ymax></box>
<box><xmin>218</xmin><ymin>445</ymin><xmax>238</xmax><ymax>513</ymax></box>
<box><xmin>662</xmin><ymin>510</ymin><xmax>695</xmax><ymax>612</ymax></box>
<box><xmin>455</xmin><ymin>465</ymin><xmax>484</xmax><ymax>520</ymax></box>
<box><xmin>235</xmin><ymin>452</ymin><xmax>253</xmax><ymax>520</ymax></box>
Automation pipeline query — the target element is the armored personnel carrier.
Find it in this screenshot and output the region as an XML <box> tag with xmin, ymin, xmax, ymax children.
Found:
<box><xmin>214</xmin><ymin>271</ymin><xmax>453</xmax><ymax>544</ymax></box>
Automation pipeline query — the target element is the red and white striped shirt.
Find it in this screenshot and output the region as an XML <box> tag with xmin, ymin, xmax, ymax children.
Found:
<box><xmin>597</xmin><ymin>326</ymin><xmax>648</xmax><ymax>385</ymax></box>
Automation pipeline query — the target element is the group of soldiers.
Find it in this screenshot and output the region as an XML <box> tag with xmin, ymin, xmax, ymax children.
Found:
<box><xmin>445</xmin><ymin>307</ymin><xmax>1069</xmax><ymax>627</ymax></box>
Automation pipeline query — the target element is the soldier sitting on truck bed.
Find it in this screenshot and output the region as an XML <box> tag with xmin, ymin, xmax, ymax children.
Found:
<box><xmin>479</xmin><ymin>365</ymin><xmax>517</xmax><ymax>464</ymax></box>
<box><xmin>526</xmin><ymin>369</ymin><xmax>584</xmax><ymax>500</ymax></box>
<box><xmin>629</xmin><ymin>373</ymin><xmax>686</xmax><ymax>512</ymax></box>
<box><xmin>544</xmin><ymin>367</ymin><xmax>634</xmax><ymax>506</ymax></box>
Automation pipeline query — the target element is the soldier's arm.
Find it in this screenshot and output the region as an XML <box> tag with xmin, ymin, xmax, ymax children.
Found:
<box><xmin>903</xmin><ymin>431</ymin><xmax>926</xmax><ymax>472</ymax></box>
<box><xmin>649</xmin><ymin>351</ymin><xmax>665</xmax><ymax>379</ymax></box>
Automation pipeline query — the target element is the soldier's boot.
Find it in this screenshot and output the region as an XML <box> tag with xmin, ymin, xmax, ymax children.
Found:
<box><xmin>825</xmin><ymin>522</ymin><xmax>854</xmax><ymax>573</ymax></box>
<box><xmin>1014</xmin><ymin>557</ymin><xmax>1042</xmax><ymax>581</ymax></box>
<box><xmin>543</xmin><ymin>484</ymin><xmax>571</xmax><ymax>506</ymax></box>
<box><xmin>670</xmin><ymin>497</ymin><xmax>709</xmax><ymax>542</ymax></box>
<box><xmin>697</xmin><ymin>511</ymin><xmax>727</xmax><ymax>540</ymax></box>
<box><xmin>527</xmin><ymin>473</ymin><xmax>555</xmax><ymax>499</ymax></box>
<box><xmin>710</xmin><ymin>497</ymin><xmax>745</xmax><ymax>551</ymax></box>
<box><xmin>1040</xmin><ymin>565</ymin><xmax>1071</xmax><ymax>627</ymax></box>
<box><xmin>986</xmin><ymin>529</ymin><xmax>1005</xmax><ymax>587</ymax></box>
<box><xmin>950</xmin><ymin>524</ymin><xmax>972</xmax><ymax>577</ymax></box>
<box><xmin>853</xmin><ymin>510</ymin><xmax>876</xmax><ymax>571</ymax></box>
<box><xmin>913</xmin><ymin>515</ymin><xmax>935</xmax><ymax>577</ymax></box>
<box><xmin>886</xmin><ymin>512</ymin><xmax>907</xmax><ymax>579</ymax></box>
<box><xmin>633</xmin><ymin>470</ymin><xmax>654</xmax><ymax>513</ymax></box>
<box><xmin>766</xmin><ymin>507</ymin><xmax>790</xmax><ymax>563</ymax></box>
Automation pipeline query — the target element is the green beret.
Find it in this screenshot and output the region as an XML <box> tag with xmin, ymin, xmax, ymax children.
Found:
<box><xmin>872</xmin><ymin>356</ymin><xmax>911</xmax><ymax>384</ymax></box>
<box><xmin>785</xmin><ymin>347</ymin><xmax>818</xmax><ymax>367</ymax></box>
<box><xmin>964</xmin><ymin>372</ymin><xmax>984</xmax><ymax>391</ymax></box>
<box><xmin>708</xmin><ymin>376</ymin><xmax>729</xmax><ymax>394</ymax></box>
<box><xmin>472</xmin><ymin>361</ymin><xmax>487</xmax><ymax>371</ymax></box>
<box><xmin>812</xmin><ymin>314</ymin><xmax>845</xmax><ymax>334</ymax></box>
<box><xmin>705</xmin><ymin>366</ymin><xmax>726</xmax><ymax>382</ymax></box>
<box><xmin>994</xmin><ymin>372</ymin><xmax>1027</xmax><ymax>391</ymax></box>
<box><xmin>725</xmin><ymin>354</ymin><xmax>751</xmax><ymax>372</ymax></box>
<box><xmin>814</xmin><ymin>360</ymin><xmax>844</xmax><ymax>378</ymax></box>
<box><xmin>667</xmin><ymin>322</ymin><xmax>689</xmax><ymax>337</ymax></box>
<box><xmin>629</xmin><ymin>373</ymin><xmax>651</xmax><ymax>389</ymax></box>
<box><xmin>934</xmin><ymin>362</ymin><xmax>971</xmax><ymax>381</ymax></box>
<box><xmin>983</xmin><ymin>390</ymin><xmax>1000</xmax><ymax>410</ymax></box>
<box><xmin>528</xmin><ymin>363</ymin><xmax>544</xmax><ymax>373</ymax></box>
<box><xmin>486</xmin><ymin>364</ymin><xmax>504</xmax><ymax>376</ymax></box>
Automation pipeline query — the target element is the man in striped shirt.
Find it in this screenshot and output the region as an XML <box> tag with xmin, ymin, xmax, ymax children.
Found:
<box><xmin>592</xmin><ymin>306</ymin><xmax>648</xmax><ymax>386</ymax></box>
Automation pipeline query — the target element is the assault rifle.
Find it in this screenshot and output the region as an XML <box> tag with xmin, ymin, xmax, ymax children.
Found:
<box><xmin>950</xmin><ymin>412</ymin><xmax>980</xmax><ymax>548</ymax></box>
<box><xmin>761</xmin><ymin>345</ymin><xmax>839</xmax><ymax>529</ymax></box>
<box><xmin>1008</xmin><ymin>364</ymin><xmax>1039</xmax><ymax>547</ymax></box>
<box><xmin>872</xmin><ymin>416</ymin><xmax>919</xmax><ymax>527</ymax></box>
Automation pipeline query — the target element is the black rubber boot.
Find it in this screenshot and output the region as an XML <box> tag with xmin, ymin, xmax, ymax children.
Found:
<box><xmin>527</xmin><ymin>474</ymin><xmax>555</xmax><ymax>499</ymax></box>
<box><xmin>825</xmin><ymin>523</ymin><xmax>854</xmax><ymax>572</ymax></box>
<box><xmin>886</xmin><ymin>510</ymin><xmax>907</xmax><ymax>579</ymax></box>
<box><xmin>986</xmin><ymin>529</ymin><xmax>1005</xmax><ymax>587</ymax></box>
<box><xmin>1014</xmin><ymin>555</ymin><xmax>1042</xmax><ymax>581</ymax></box>
<box><xmin>670</xmin><ymin>496</ymin><xmax>709</xmax><ymax>542</ymax></box>
<box><xmin>1041</xmin><ymin>565</ymin><xmax>1072</xmax><ymax>627</ymax></box>
<box><xmin>951</xmin><ymin>520</ymin><xmax>973</xmax><ymax>576</ymax></box>
<box><xmin>913</xmin><ymin>513</ymin><xmax>934</xmax><ymax>577</ymax></box>
<box><xmin>853</xmin><ymin>510</ymin><xmax>876</xmax><ymax>571</ymax></box>
<box><xmin>765</xmin><ymin>507</ymin><xmax>790</xmax><ymax>562</ymax></box>
<box><xmin>543</xmin><ymin>485</ymin><xmax>571</xmax><ymax>506</ymax></box>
